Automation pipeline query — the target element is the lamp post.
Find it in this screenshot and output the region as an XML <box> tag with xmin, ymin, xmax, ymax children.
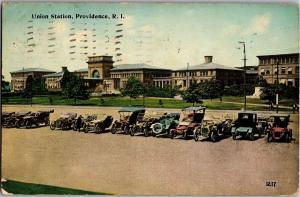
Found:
<box><xmin>276</xmin><ymin>61</ymin><xmax>279</xmax><ymax>113</ymax></box>
<box><xmin>238</xmin><ymin>41</ymin><xmax>247</xmax><ymax>111</ymax></box>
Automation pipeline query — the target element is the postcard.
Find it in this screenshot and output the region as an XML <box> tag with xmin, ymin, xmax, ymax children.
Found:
<box><xmin>1</xmin><ymin>1</ymin><xmax>299</xmax><ymax>195</ymax></box>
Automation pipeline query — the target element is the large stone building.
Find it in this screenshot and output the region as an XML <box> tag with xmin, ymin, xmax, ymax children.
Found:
<box><xmin>172</xmin><ymin>56</ymin><xmax>244</xmax><ymax>90</ymax></box>
<box><xmin>109</xmin><ymin>64</ymin><xmax>172</xmax><ymax>89</ymax></box>
<box><xmin>44</xmin><ymin>67</ymin><xmax>67</xmax><ymax>92</ymax></box>
<box><xmin>257</xmin><ymin>53</ymin><xmax>299</xmax><ymax>87</ymax></box>
<box><xmin>10</xmin><ymin>67</ymin><xmax>55</xmax><ymax>92</ymax></box>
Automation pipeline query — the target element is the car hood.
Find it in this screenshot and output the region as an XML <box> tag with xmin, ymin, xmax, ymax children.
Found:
<box><xmin>271</xmin><ymin>127</ymin><xmax>286</xmax><ymax>132</ymax></box>
<box><xmin>236</xmin><ymin>127</ymin><xmax>252</xmax><ymax>132</ymax></box>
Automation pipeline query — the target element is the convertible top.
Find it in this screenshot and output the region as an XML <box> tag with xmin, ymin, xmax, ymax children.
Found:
<box><xmin>269</xmin><ymin>114</ymin><xmax>290</xmax><ymax>118</ymax></box>
<box><xmin>118</xmin><ymin>107</ymin><xmax>145</xmax><ymax>113</ymax></box>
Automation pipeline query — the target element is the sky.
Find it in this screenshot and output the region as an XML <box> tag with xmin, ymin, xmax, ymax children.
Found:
<box><xmin>2</xmin><ymin>2</ymin><xmax>299</xmax><ymax>81</ymax></box>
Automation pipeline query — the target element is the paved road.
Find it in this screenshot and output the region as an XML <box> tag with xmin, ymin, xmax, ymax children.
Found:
<box><xmin>2</xmin><ymin>105</ymin><xmax>299</xmax><ymax>195</ymax></box>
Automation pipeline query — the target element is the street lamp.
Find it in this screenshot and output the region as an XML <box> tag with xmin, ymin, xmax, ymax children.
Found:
<box><xmin>238</xmin><ymin>41</ymin><xmax>247</xmax><ymax>111</ymax></box>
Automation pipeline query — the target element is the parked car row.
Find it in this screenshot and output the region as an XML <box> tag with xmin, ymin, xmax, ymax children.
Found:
<box><xmin>2</xmin><ymin>106</ymin><xmax>293</xmax><ymax>143</ymax></box>
<box><xmin>2</xmin><ymin>110</ymin><xmax>54</xmax><ymax>128</ymax></box>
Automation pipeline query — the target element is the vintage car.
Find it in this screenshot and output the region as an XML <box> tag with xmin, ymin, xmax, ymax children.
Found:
<box><xmin>169</xmin><ymin>106</ymin><xmax>206</xmax><ymax>139</ymax></box>
<box><xmin>231</xmin><ymin>111</ymin><xmax>263</xmax><ymax>141</ymax></box>
<box><xmin>266</xmin><ymin>114</ymin><xmax>292</xmax><ymax>143</ymax></box>
<box><xmin>50</xmin><ymin>112</ymin><xmax>77</xmax><ymax>130</ymax></box>
<box><xmin>20</xmin><ymin>110</ymin><xmax>54</xmax><ymax>129</ymax></box>
<box><xmin>13</xmin><ymin>111</ymin><xmax>32</xmax><ymax>128</ymax></box>
<box><xmin>111</xmin><ymin>107</ymin><xmax>145</xmax><ymax>134</ymax></box>
<box><xmin>129</xmin><ymin>112</ymin><xmax>164</xmax><ymax>137</ymax></box>
<box><xmin>194</xmin><ymin>114</ymin><xmax>233</xmax><ymax>142</ymax></box>
<box><xmin>151</xmin><ymin>113</ymin><xmax>180</xmax><ymax>137</ymax></box>
<box><xmin>1</xmin><ymin>112</ymin><xmax>15</xmax><ymax>127</ymax></box>
<box><xmin>82</xmin><ymin>114</ymin><xmax>113</xmax><ymax>134</ymax></box>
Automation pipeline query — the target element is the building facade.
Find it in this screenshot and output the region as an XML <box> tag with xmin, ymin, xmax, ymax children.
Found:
<box><xmin>172</xmin><ymin>56</ymin><xmax>244</xmax><ymax>90</ymax></box>
<box><xmin>257</xmin><ymin>53</ymin><xmax>299</xmax><ymax>87</ymax></box>
<box><xmin>10</xmin><ymin>68</ymin><xmax>55</xmax><ymax>92</ymax></box>
<box><xmin>44</xmin><ymin>67</ymin><xmax>67</xmax><ymax>92</ymax></box>
<box><xmin>109</xmin><ymin>64</ymin><xmax>172</xmax><ymax>90</ymax></box>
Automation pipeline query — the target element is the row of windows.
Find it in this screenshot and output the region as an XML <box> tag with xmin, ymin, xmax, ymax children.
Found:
<box><xmin>259</xmin><ymin>56</ymin><xmax>298</xmax><ymax>65</ymax></box>
<box><xmin>260</xmin><ymin>67</ymin><xmax>295</xmax><ymax>75</ymax></box>
<box><xmin>173</xmin><ymin>71</ymin><xmax>211</xmax><ymax>77</ymax></box>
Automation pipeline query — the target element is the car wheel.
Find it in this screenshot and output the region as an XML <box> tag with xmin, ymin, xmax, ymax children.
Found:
<box><xmin>285</xmin><ymin>133</ymin><xmax>290</xmax><ymax>143</ymax></box>
<box><xmin>144</xmin><ymin>127</ymin><xmax>149</xmax><ymax>137</ymax></box>
<box><xmin>249</xmin><ymin>133</ymin><xmax>254</xmax><ymax>141</ymax></box>
<box><xmin>130</xmin><ymin>127</ymin><xmax>135</xmax><ymax>136</ymax></box>
<box><xmin>111</xmin><ymin>124</ymin><xmax>117</xmax><ymax>134</ymax></box>
<box><xmin>15</xmin><ymin>121</ymin><xmax>20</xmax><ymax>128</ymax></box>
<box><xmin>83</xmin><ymin>124</ymin><xmax>88</xmax><ymax>133</ymax></box>
<box><xmin>25</xmin><ymin>121</ymin><xmax>31</xmax><ymax>129</ymax></box>
<box><xmin>50</xmin><ymin>122</ymin><xmax>56</xmax><ymax>130</ymax></box>
<box><xmin>183</xmin><ymin>131</ymin><xmax>188</xmax><ymax>140</ymax></box>
<box><xmin>124</xmin><ymin>126</ymin><xmax>130</xmax><ymax>135</ymax></box>
<box><xmin>210</xmin><ymin>131</ymin><xmax>217</xmax><ymax>142</ymax></box>
<box><xmin>194</xmin><ymin>130</ymin><xmax>199</xmax><ymax>142</ymax></box>
<box><xmin>266</xmin><ymin>133</ymin><xmax>272</xmax><ymax>142</ymax></box>
<box><xmin>169</xmin><ymin>130</ymin><xmax>175</xmax><ymax>139</ymax></box>
<box><xmin>232</xmin><ymin>134</ymin><xmax>236</xmax><ymax>140</ymax></box>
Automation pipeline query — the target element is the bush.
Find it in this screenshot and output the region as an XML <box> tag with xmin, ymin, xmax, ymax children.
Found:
<box><xmin>144</xmin><ymin>85</ymin><xmax>179</xmax><ymax>98</ymax></box>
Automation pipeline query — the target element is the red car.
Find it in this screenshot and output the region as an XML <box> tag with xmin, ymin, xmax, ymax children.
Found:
<box><xmin>266</xmin><ymin>114</ymin><xmax>292</xmax><ymax>143</ymax></box>
<box><xmin>169</xmin><ymin>106</ymin><xmax>206</xmax><ymax>140</ymax></box>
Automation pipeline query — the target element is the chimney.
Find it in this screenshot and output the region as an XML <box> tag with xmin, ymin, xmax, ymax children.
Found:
<box><xmin>62</xmin><ymin>66</ymin><xmax>68</xmax><ymax>72</ymax></box>
<box><xmin>204</xmin><ymin>56</ymin><xmax>213</xmax><ymax>63</ymax></box>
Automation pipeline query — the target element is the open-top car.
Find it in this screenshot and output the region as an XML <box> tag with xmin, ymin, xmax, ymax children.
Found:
<box><xmin>194</xmin><ymin>114</ymin><xmax>233</xmax><ymax>142</ymax></box>
<box><xmin>82</xmin><ymin>114</ymin><xmax>113</xmax><ymax>134</ymax></box>
<box><xmin>169</xmin><ymin>106</ymin><xmax>206</xmax><ymax>139</ymax></box>
<box><xmin>50</xmin><ymin>112</ymin><xmax>77</xmax><ymax>130</ymax></box>
<box><xmin>2</xmin><ymin>112</ymin><xmax>15</xmax><ymax>128</ymax></box>
<box><xmin>231</xmin><ymin>111</ymin><xmax>263</xmax><ymax>141</ymax></box>
<box><xmin>266</xmin><ymin>114</ymin><xmax>292</xmax><ymax>143</ymax></box>
<box><xmin>129</xmin><ymin>112</ymin><xmax>164</xmax><ymax>137</ymax></box>
<box><xmin>21</xmin><ymin>110</ymin><xmax>54</xmax><ymax>129</ymax></box>
<box><xmin>151</xmin><ymin>113</ymin><xmax>180</xmax><ymax>137</ymax></box>
<box><xmin>13</xmin><ymin>111</ymin><xmax>32</xmax><ymax>128</ymax></box>
<box><xmin>111</xmin><ymin>107</ymin><xmax>145</xmax><ymax>134</ymax></box>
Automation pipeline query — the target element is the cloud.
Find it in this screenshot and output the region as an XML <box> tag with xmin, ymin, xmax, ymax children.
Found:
<box><xmin>248</xmin><ymin>13</ymin><xmax>272</xmax><ymax>34</ymax></box>
<box><xmin>140</xmin><ymin>24</ymin><xmax>156</xmax><ymax>33</ymax></box>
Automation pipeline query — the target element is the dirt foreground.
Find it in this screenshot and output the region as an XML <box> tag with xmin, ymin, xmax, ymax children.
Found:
<box><xmin>2</xmin><ymin>105</ymin><xmax>299</xmax><ymax>195</ymax></box>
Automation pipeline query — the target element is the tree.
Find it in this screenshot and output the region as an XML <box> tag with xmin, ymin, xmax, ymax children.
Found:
<box><xmin>120</xmin><ymin>77</ymin><xmax>144</xmax><ymax>105</ymax></box>
<box><xmin>61</xmin><ymin>70</ymin><xmax>89</xmax><ymax>103</ymax></box>
<box><xmin>181</xmin><ymin>82</ymin><xmax>203</xmax><ymax>106</ymax></box>
<box><xmin>1</xmin><ymin>75</ymin><xmax>10</xmax><ymax>92</ymax></box>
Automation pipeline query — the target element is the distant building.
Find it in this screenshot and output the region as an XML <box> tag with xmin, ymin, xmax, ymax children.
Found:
<box><xmin>172</xmin><ymin>56</ymin><xmax>244</xmax><ymax>90</ymax></box>
<box><xmin>235</xmin><ymin>66</ymin><xmax>259</xmax><ymax>84</ymax></box>
<box><xmin>109</xmin><ymin>64</ymin><xmax>172</xmax><ymax>90</ymax></box>
<box><xmin>10</xmin><ymin>67</ymin><xmax>55</xmax><ymax>92</ymax></box>
<box><xmin>73</xmin><ymin>68</ymin><xmax>88</xmax><ymax>78</ymax></box>
<box><xmin>257</xmin><ymin>53</ymin><xmax>299</xmax><ymax>87</ymax></box>
<box><xmin>44</xmin><ymin>67</ymin><xmax>67</xmax><ymax>92</ymax></box>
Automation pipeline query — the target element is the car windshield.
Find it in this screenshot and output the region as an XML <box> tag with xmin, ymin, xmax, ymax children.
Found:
<box><xmin>273</xmin><ymin>117</ymin><xmax>288</xmax><ymax>127</ymax></box>
<box><xmin>238</xmin><ymin>113</ymin><xmax>256</xmax><ymax>126</ymax></box>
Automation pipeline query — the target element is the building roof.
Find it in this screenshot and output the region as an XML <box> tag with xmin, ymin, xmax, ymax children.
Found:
<box><xmin>43</xmin><ymin>71</ymin><xmax>64</xmax><ymax>77</ymax></box>
<box><xmin>74</xmin><ymin>68</ymin><xmax>88</xmax><ymax>72</ymax></box>
<box><xmin>111</xmin><ymin>63</ymin><xmax>171</xmax><ymax>71</ymax></box>
<box><xmin>176</xmin><ymin>62</ymin><xmax>243</xmax><ymax>71</ymax></box>
<box><xmin>11</xmin><ymin>67</ymin><xmax>55</xmax><ymax>74</ymax></box>
<box><xmin>257</xmin><ymin>53</ymin><xmax>299</xmax><ymax>58</ymax></box>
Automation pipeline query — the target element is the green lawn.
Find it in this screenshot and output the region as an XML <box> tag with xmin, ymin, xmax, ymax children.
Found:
<box><xmin>1</xmin><ymin>95</ymin><xmax>293</xmax><ymax>111</ymax></box>
<box><xmin>1</xmin><ymin>180</ymin><xmax>109</xmax><ymax>195</ymax></box>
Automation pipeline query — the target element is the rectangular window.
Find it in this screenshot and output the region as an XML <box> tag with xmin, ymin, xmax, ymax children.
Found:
<box><xmin>183</xmin><ymin>80</ymin><xmax>186</xmax><ymax>87</ymax></box>
<box><xmin>288</xmin><ymin>67</ymin><xmax>293</xmax><ymax>74</ymax></box>
<box><xmin>281</xmin><ymin>68</ymin><xmax>286</xmax><ymax>74</ymax></box>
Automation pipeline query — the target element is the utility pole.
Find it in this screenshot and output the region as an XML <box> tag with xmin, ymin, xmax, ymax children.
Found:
<box><xmin>276</xmin><ymin>61</ymin><xmax>279</xmax><ymax>113</ymax></box>
<box><xmin>186</xmin><ymin>62</ymin><xmax>189</xmax><ymax>89</ymax></box>
<box><xmin>238</xmin><ymin>41</ymin><xmax>247</xmax><ymax>111</ymax></box>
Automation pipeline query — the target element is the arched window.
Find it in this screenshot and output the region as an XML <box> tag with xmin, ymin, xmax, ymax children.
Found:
<box><xmin>92</xmin><ymin>70</ymin><xmax>100</xmax><ymax>78</ymax></box>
